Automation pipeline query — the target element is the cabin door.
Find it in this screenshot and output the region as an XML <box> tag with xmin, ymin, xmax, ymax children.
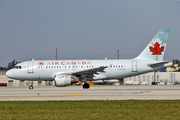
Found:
<box><xmin>132</xmin><ymin>61</ymin><xmax>138</xmax><ymax>72</ymax></box>
<box><xmin>28</xmin><ymin>62</ymin><xmax>34</xmax><ymax>73</ymax></box>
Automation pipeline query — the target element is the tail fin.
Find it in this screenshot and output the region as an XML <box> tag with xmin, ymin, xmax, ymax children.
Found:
<box><xmin>136</xmin><ymin>29</ymin><xmax>170</xmax><ymax>61</ymax></box>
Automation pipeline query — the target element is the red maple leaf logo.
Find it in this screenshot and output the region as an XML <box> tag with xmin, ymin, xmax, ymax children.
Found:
<box><xmin>38</xmin><ymin>62</ymin><xmax>44</xmax><ymax>66</ymax></box>
<box><xmin>149</xmin><ymin>42</ymin><xmax>165</xmax><ymax>55</ymax></box>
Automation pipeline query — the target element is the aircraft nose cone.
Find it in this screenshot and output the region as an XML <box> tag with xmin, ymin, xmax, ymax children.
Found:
<box><xmin>6</xmin><ymin>70</ymin><xmax>11</xmax><ymax>78</ymax></box>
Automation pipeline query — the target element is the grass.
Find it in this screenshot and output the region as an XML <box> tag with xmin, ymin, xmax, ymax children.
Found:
<box><xmin>0</xmin><ymin>100</ymin><xmax>180</xmax><ymax>120</ymax></box>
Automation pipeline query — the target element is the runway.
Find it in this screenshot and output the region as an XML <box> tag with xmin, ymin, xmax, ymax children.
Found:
<box><xmin>1</xmin><ymin>85</ymin><xmax>180</xmax><ymax>101</ymax></box>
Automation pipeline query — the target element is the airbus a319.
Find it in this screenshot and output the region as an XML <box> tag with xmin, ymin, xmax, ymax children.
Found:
<box><xmin>6</xmin><ymin>30</ymin><xmax>172</xmax><ymax>89</ymax></box>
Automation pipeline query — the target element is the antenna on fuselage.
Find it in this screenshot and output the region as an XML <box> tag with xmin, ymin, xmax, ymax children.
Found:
<box><xmin>56</xmin><ymin>48</ymin><xmax>58</xmax><ymax>60</ymax></box>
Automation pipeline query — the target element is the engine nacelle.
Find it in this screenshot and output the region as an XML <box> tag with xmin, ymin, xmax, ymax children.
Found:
<box><xmin>55</xmin><ymin>75</ymin><xmax>71</xmax><ymax>87</ymax></box>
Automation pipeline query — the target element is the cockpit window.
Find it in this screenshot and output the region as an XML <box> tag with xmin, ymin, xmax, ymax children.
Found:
<box><xmin>13</xmin><ymin>66</ymin><xmax>18</xmax><ymax>69</ymax></box>
<box><xmin>13</xmin><ymin>66</ymin><xmax>22</xmax><ymax>69</ymax></box>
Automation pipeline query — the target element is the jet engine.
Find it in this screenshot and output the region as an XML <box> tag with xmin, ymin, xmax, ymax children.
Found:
<box><xmin>55</xmin><ymin>75</ymin><xmax>78</xmax><ymax>87</ymax></box>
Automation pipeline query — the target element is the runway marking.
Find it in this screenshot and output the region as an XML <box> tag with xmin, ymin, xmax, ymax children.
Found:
<box><xmin>0</xmin><ymin>95</ymin><xmax>84</xmax><ymax>100</ymax></box>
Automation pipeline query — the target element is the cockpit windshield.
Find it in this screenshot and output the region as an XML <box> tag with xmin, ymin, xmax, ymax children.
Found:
<box><xmin>13</xmin><ymin>66</ymin><xmax>22</xmax><ymax>69</ymax></box>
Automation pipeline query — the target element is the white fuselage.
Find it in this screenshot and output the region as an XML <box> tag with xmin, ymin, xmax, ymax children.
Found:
<box><xmin>6</xmin><ymin>59</ymin><xmax>172</xmax><ymax>81</ymax></box>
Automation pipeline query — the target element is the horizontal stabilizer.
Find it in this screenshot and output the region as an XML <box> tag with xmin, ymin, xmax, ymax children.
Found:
<box><xmin>148</xmin><ymin>61</ymin><xmax>170</xmax><ymax>68</ymax></box>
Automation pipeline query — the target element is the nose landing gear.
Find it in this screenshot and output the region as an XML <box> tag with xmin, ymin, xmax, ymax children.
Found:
<box><xmin>29</xmin><ymin>85</ymin><xmax>33</xmax><ymax>89</ymax></box>
<box><xmin>29</xmin><ymin>81</ymin><xmax>33</xmax><ymax>89</ymax></box>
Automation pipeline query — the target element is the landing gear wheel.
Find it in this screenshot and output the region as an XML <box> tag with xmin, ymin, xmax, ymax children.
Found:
<box><xmin>29</xmin><ymin>85</ymin><xmax>33</xmax><ymax>90</ymax></box>
<box><xmin>83</xmin><ymin>83</ymin><xmax>90</xmax><ymax>89</ymax></box>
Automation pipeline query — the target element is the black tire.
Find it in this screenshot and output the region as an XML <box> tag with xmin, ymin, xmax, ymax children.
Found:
<box><xmin>29</xmin><ymin>85</ymin><xmax>33</xmax><ymax>90</ymax></box>
<box><xmin>83</xmin><ymin>83</ymin><xmax>90</xmax><ymax>89</ymax></box>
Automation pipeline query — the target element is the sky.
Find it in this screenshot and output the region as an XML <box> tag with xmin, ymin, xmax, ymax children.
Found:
<box><xmin>0</xmin><ymin>0</ymin><xmax>180</xmax><ymax>67</ymax></box>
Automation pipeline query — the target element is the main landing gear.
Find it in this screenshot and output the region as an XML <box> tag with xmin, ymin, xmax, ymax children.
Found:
<box><xmin>83</xmin><ymin>83</ymin><xmax>90</xmax><ymax>89</ymax></box>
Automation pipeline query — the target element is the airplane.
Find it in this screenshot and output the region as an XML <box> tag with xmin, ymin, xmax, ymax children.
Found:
<box><xmin>6</xmin><ymin>29</ymin><xmax>172</xmax><ymax>89</ymax></box>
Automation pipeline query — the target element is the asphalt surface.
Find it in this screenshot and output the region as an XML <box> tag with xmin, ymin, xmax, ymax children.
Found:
<box><xmin>0</xmin><ymin>85</ymin><xmax>180</xmax><ymax>101</ymax></box>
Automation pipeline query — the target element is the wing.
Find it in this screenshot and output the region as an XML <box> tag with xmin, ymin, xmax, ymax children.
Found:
<box><xmin>54</xmin><ymin>66</ymin><xmax>108</xmax><ymax>83</ymax></box>
<box><xmin>71</xmin><ymin>66</ymin><xmax>108</xmax><ymax>79</ymax></box>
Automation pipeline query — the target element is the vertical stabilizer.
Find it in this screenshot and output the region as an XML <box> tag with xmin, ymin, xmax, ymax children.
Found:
<box><xmin>136</xmin><ymin>29</ymin><xmax>170</xmax><ymax>61</ymax></box>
